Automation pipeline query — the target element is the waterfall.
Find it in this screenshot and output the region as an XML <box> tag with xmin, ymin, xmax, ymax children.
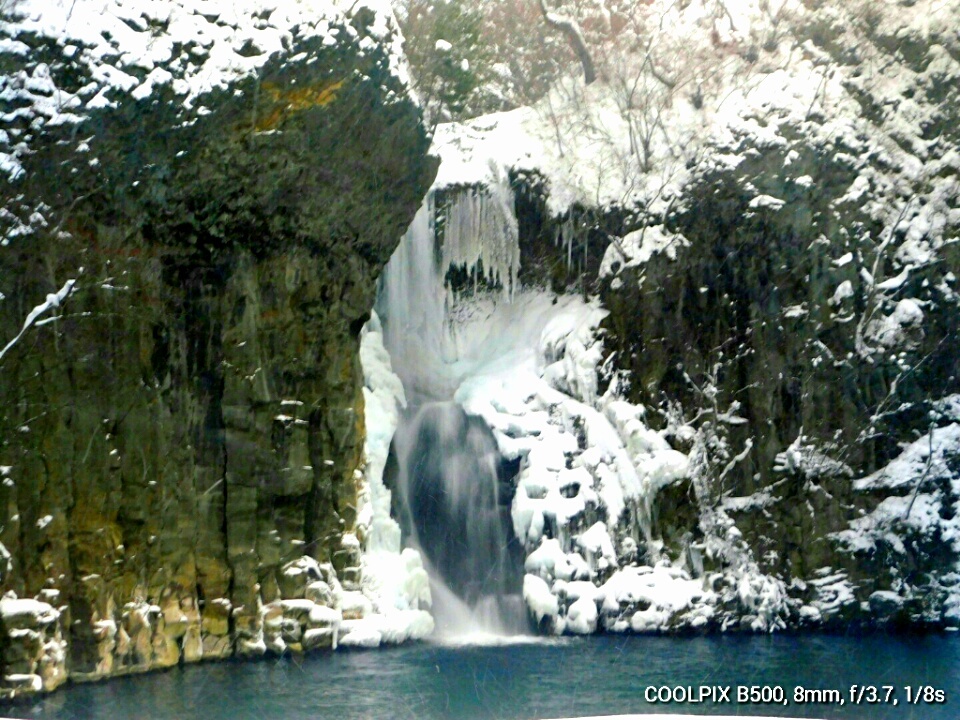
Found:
<box><xmin>391</xmin><ymin>403</ymin><xmax>525</xmax><ymax>639</ymax></box>
<box><xmin>378</xmin><ymin>197</ymin><xmax>452</xmax><ymax>403</ymax></box>
<box><xmin>376</xmin><ymin>186</ymin><xmax>528</xmax><ymax>639</ymax></box>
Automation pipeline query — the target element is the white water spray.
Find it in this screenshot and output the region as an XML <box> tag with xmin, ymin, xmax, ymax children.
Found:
<box><xmin>390</xmin><ymin>402</ymin><xmax>526</xmax><ymax>639</ymax></box>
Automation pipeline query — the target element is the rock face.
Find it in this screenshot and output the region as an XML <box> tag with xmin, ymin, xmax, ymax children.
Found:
<box><xmin>419</xmin><ymin>0</ymin><xmax>960</xmax><ymax>636</ymax></box>
<box><xmin>597</xmin><ymin>10</ymin><xmax>960</xmax><ymax>629</ymax></box>
<box><xmin>0</xmin><ymin>1</ymin><xmax>435</xmax><ymax>699</ymax></box>
<box><xmin>0</xmin><ymin>598</ymin><xmax>67</xmax><ymax>696</ymax></box>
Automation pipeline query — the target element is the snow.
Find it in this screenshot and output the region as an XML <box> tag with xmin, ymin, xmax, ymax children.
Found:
<box><xmin>935</xmin><ymin>395</ymin><xmax>960</xmax><ymax>422</ymax></box>
<box><xmin>271</xmin><ymin>546</ymin><xmax>431</xmax><ymax>652</ymax></box>
<box><xmin>523</xmin><ymin>574</ymin><xmax>559</xmax><ymax>625</ymax></box>
<box><xmin>5</xmin><ymin>0</ymin><xmax>331</xmax><ymax>107</ymax></box>
<box><xmin>853</xmin><ymin>423</ymin><xmax>960</xmax><ymax>492</ymax></box>
<box><xmin>807</xmin><ymin>571</ymin><xmax>858</xmax><ymax>621</ymax></box>
<box><xmin>4</xmin><ymin>674</ymin><xmax>43</xmax><ymax>693</ymax></box>
<box><xmin>377</xmin><ymin>88</ymin><xmax>805</xmax><ymax>633</ymax></box>
<box><xmin>1</xmin><ymin>0</ymin><xmax>412</xmax><ymax>180</ymax></box>
<box><xmin>337</xmin><ymin>621</ymin><xmax>382</xmax><ymax>648</ymax></box>
<box><xmin>865</xmin><ymin>298</ymin><xmax>926</xmax><ymax>349</ymax></box>
<box><xmin>411</xmin><ymin>0</ymin><xmax>960</xmax><ymax>633</ymax></box>
<box><xmin>358</xmin><ymin>310</ymin><xmax>407</xmax><ymax>554</ymax></box>
<box><xmin>350</xmin><ymin>311</ymin><xmax>436</xmax><ymax>647</ymax></box>
<box><xmin>429</xmin><ymin>15</ymin><xmax>821</xmax><ymax>216</ymax></box>
<box><xmin>420</xmin><ymin>0</ymin><xmax>960</xmax><ymax>352</ymax></box>
<box><xmin>340</xmin><ymin>591</ymin><xmax>374</xmax><ymax>618</ymax></box>
<box><xmin>576</xmin><ymin>522</ymin><xmax>617</xmax><ymax>567</ymax></box>
<box><xmin>279</xmin><ymin>599</ymin><xmax>316</xmax><ymax>613</ymax></box>
<box><xmin>564</xmin><ymin>595</ymin><xmax>598</xmax><ymax>634</ymax></box>
<box><xmin>339</xmin><ymin>0</ymin><xmax>413</xmax><ymax>92</ymax></box>
<box><xmin>772</xmin><ymin>434</ymin><xmax>853</xmax><ymax>480</ymax></box>
<box><xmin>447</xmin><ymin>296</ymin><xmax>646</xmax><ymax>535</ymax></box>
<box><xmin>833</xmin><ymin>423</ymin><xmax>960</xmax><ymax>607</ymax></box>
<box><xmin>748</xmin><ymin>194</ymin><xmax>786</xmax><ymax>211</ymax></box>
<box><xmin>598</xmin><ymin>564</ymin><xmax>708</xmax><ymax>632</ymax></box>
<box><xmin>23</xmin><ymin>0</ymin><xmax>408</xmax><ymax>104</ymax></box>
<box><xmin>0</xmin><ymin>278</ymin><xmax>76</xmax><ymax>362</ymax></box>
<box><xmin>0</xmin><ymin>597</ymin><xmax>58</xmax><ymax>623</ymax></box>
<box><xmin>309</xmin><ymin>605</ymin><xmax>343</xmax><ymax>625</ymax></box>
<box><xmin>599</xmin><ymin>226</ymin><xmax>689</xmax><ymax>282</ymax></box>
<box><xmin>525</xmin><ymin>539</ymin><xmax>590</xmax><ymax>583</ymax></box>
<box><xmin>374</xmin><ymin>181</ymin><xmax>732</xmax><ymax>635</ymax></box>
<box><xmin>829</xmin><ymin>280</ymin><xmax>854</xmax><ymax>306</ymax></box>
<box><xmin>338</xmin><ymin>607</ymin><xmax>435</xmax><ymax>647</ymax></box>
<box><xmin>830</xmin><ymin>418</ymin><xmax>960</xmax><ymax>620</ymax></box>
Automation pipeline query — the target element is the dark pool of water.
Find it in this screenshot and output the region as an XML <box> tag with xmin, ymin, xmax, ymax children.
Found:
<box><xmin>3</xmin><ymin>633</ymin><xmax>958</xmax><ymax>720</ymax></box>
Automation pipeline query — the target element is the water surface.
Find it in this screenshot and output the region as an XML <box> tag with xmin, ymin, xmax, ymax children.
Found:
<box><xmin>4</xmin><ymin>634</ymin><xmax>957</xmax><ymax>720</ymax></box>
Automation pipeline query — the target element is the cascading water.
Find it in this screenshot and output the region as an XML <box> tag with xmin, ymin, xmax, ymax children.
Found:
<box><xmin>377</xmin><ymin>190</ymin><xmax>528</xmax><ymax>639</ymax></box>
<box><xmin>390</xmin><ymin>403</ymin><xmax>525</xmax><ymax>638</ymax></box>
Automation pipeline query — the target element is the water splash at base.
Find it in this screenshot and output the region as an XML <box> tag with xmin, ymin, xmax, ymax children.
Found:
<box><xmin>391</xmin><ymin>401</ymin><xmax>528</xmax><ymax>640</ymax></box>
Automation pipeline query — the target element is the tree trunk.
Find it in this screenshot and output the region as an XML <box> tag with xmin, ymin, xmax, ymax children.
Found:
<box><xmin>538</xmin><ymin>0</ymin><xmax>596</xmax><ymax>85</ymax></box>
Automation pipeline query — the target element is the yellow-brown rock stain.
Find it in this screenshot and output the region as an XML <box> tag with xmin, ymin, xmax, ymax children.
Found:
<box><xmin>255</xmin><ymin>79</ymin><xmax>345</xmax><ymax>132</ymax></box>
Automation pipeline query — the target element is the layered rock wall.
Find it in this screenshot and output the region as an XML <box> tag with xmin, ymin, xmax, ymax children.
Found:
<box><xmin>0</xmin><ymin>2</ymin><xmax>435</xmax><ymax>699</ymax></box>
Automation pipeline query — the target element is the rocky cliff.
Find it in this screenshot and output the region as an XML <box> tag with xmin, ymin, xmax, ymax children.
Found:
<box><xmin>594</xmin><ymin>2</ymin><xmax>960</xmax><ymax>630</ymax></box>
<box><xmin>2</xmin><ymin>0</ymin><xmax>959</xmax><ymax>701</ymax></box>
<box><xmin>0</xmin><ymin>0</ymin><xmax>434</xmax><ymax>699</ymax></box>
<box><xmin>414</xmin><ymin>0</ymin><xmax>960</xmax><ymax>636</ymax></box>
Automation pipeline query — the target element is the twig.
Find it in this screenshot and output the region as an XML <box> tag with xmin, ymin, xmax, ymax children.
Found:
<box><xmin>903</xmin><ymin>423</ymin><xmax>935</xmax><ymax>520</ymax></box>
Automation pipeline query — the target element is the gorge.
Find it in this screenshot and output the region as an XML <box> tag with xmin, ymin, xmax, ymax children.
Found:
<box><xmin>2</xmin><ymin>0</ymin><xmax>960</xmax><ymax>714</ymax></box>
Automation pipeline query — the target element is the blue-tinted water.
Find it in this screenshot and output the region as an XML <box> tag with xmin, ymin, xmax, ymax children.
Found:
<box><xmin>3</xmin><ymin>634</ymin><xmax>957</xmax><ymax>720</ymax></box>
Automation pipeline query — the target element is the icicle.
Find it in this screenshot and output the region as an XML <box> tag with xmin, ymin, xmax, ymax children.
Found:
<box><xmin>440</xmin><ymin>164</ymin><xmax>520</xmax><ymax>297</ymax></box>
<box><xmin>377</xmin><ymin>167</ymin><xmax>523</xmax><ymax>401</ymax></box>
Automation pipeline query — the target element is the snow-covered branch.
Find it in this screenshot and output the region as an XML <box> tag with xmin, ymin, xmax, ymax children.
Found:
<box><xmin>853</xmin><ymin>199</ymin><xmax>914</xmax><ymax>362</ymax></box>
<box><xmin>538</xmin><ymin>0</ymin><xmax>597</xmax><ymax>85</ymax></box>
<box><xmin>0</xmin><ymin>278</ymin><xmax>77</xmax><ymax>363</ymax></box>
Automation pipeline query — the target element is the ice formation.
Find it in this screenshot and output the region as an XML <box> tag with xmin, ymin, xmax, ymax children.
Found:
<box><xmin>440</xmin><ymin>170</ymin><xmax>521</xmax><ymax>296</ymax></box>
<box><xmin>359</xmin><ymin>164</ymin><xmax>753</xmax><ymax>638</ymax></box>
<box><xmin>335</xmin><ymin>313</ymin><xmax>434</xmax><ymax>649</ymax></box>
<box><xmin>369</xmin><ymin>175</ymin><xmax>533</xmax><ymax>639</ymax></box>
